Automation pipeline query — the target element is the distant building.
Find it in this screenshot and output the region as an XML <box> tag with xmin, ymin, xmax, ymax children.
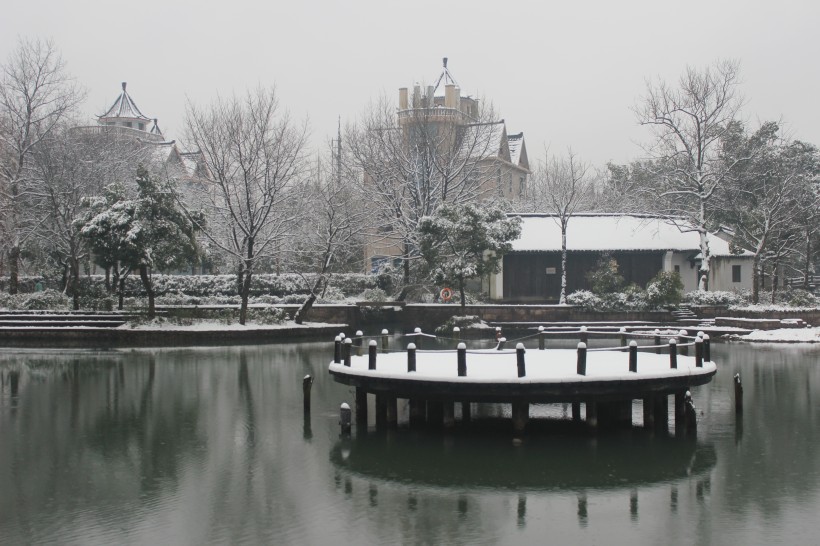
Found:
<box><xmin>489</xmin><ymin>214</ymin><xmax>754</xmax><ymax>301</ymax></box>
<box><xmin>366</xmin><ymin>59</ymin><xmax>530</xmax><ymax>272</ymax></box>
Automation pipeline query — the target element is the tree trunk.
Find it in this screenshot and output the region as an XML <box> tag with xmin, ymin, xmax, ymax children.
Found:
<box><xmin>295</xmin><ymin>276</ymin><xmax>324</xmax><ymax>325</ymax></box>
<box><xmin>8</xmin><ymin>246</ymin><xmax>20</xmax><ymax>295</ymax></box>
<box><xmin>458</xmin><ymin>275</ymin><xmax>466</xmax><ymax>310</ymax></box>
<box><xmin>118</xmin><ymin>278</ymin><xmax>124</xmax><ymax>311</ymax></box>
<box><xmin>105</xmin><ymin>266</ymin><xmax>111</xmax><ymax>292</ymax></box>
<box><xmin>751</xmin><ymin>254</ymin><xmax>760</xmax><ymax>304</ymax></box>
<box><xmin>560</xmin><ymin>226</ymin><xmax>568</xmax><ymax>304</ymax></box>
<box><xmin>239</xmin><ymin>271</ymin><xmax>252</xmax><ymax>325</ymax></box>
<box><xmin>805</xmin><ymin>230</ymin><xmax>812</xmax><ymax>290</ymax></box>
<box><xmin>139</xmin><ymin>264</ymin><xmax>156</xmax><ymax>319</ymax></box>
<box><xmin>771</xmin><ymin>261</ymin><xmax>779</xmax><ymax>304</ymax></box>
<box><xmin>70</xmin><ymin>256</ymin><xmax>80</xmax><ymax>311</ymax></box>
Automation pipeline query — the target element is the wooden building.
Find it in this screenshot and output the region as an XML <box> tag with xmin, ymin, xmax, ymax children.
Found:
<box><xmin>488</xmin><ymin>214</ymin><xmax>754</xmax><ymax>302</ymax></box>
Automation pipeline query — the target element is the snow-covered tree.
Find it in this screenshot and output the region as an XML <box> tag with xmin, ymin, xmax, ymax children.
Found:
<box><xmin>346</xmin><ymin>95</ymin><xmax>502</xmax><ymax>296</ymax></box>
<box><xmin>0</xmin><ymin>38</ymin><xmax>84</xmax><ymax>293</ymax></box>
<box><xmin>80</xmin><ymin>166</ymin><xmax>198</xmax><ymax>317</ymax></box>
<box><xmin>523</xmin><ymin>149</ymin><xmax>596</xmax><ymax>304</ymax></box>
<box><xmin>184</xmin><ymin>87</ymin><xmax>308</xmax><ymax>324</ymax></box>
<box><xmin>418</xmin><ymin>202</ymin><xmax>521</xmax><ymax>309</ymax></box>
<box><xmin>634</xmin><ymin>59</ymin><xmax>752</xmax><ymax>290</ymax></box>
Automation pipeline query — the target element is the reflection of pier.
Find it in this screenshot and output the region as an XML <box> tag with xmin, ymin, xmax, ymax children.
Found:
<box><xmin>328</xmin><ymin>328</ymin><xmax>714</xmax><ymax>435</ymax></box>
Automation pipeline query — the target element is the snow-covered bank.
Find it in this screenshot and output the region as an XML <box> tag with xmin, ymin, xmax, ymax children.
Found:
<box><xmin>119</xmin><ymin>320</ymin><xmax>339</xmax><ymax>332</ymax></box>
<box><xmin>729</xmin><ymin>327</ymin><xmax>820</xmax><ymax>343</ymax></box>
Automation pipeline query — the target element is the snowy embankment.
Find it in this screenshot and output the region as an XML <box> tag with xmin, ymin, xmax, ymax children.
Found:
<box><xmin>729</xmin><ymin>327</ymin><xmax>820</xmax><ymax>343</ymax></box>
<box><xmin>118</xmin><ymin>320</ymin><xmax>340</xmax><ymax>332</ymax></box>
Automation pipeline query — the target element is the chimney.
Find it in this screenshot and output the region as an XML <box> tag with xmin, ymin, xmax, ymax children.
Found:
<box><xmin>399</xmin><ymin>87</ymin><xmax>408</xmax><ymax>110</ymax></box>
<box><xmin>426</xmin><ymin>85</ymin><xmax>434</xmax><ymax>106</ymax></box>
<box><xmin>413</xmin><ymin>84</ymin><xmax>421</xmax><ymax>108</ymax></box>
<box><xmin>445</xmin><ymin>84</ymin><xmax>456</xmax><ymax>108</ymax></box>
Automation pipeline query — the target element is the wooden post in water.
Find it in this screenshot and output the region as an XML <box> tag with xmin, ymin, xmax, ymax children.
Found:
<box><xmin>381</xmin><ymin>329</ymin><xmax>389</xmax><ymax>352</ymax></box>
<box><xmin>516</xmin><ymin>343</ymin><xmax>526</xmax><ymax>377</ymax></box>
<box><xmin>734</xmin><ymin>373</ymin><xmax>743</xmax><ymax>413</ymax></box>
<box><xmin>453</xmin><ymin>326</ymin><xmax>460</xmax><ymax>341</ymax></box>
<box><xmin>334</xmin><ymin>336</ymin><xmax>341</xmax><ymax>364</ymax></box>
<box><xmin>407</xmin><ymin>343</ymin><xmax>417</xmax><ymax>372</ymax></box>
<box><xmin>343</xmin><ymin>338</ymin><xmax>352</xmax><ymax>367</ymax></box>
<box><xmin>538</xmin><ymin>325</ymin><xmax>545</xmax><ymax>350</ymax></box>
<box><xmin>303</xmin><ymin>375</ymin><xmax>314</xmax><ymax>414</ymax></box>
<box><xmin>586</xmin><ymin>399</ymin><xmax>598</xmax><ymax>428</ymax></box>
<box><xmin>643</xmin><ymin>395</ymin><xmax>655</xmax><ymax>429</ymax></box>
<box><xmin>340</xmin><ymin>403</ymin><xmax>352</xmax><ymax>434</ymax></box>
<box><xmin>703</xmin><ymin>334</ymin><xmax>711</xmax><ymax>362</ymax></box>
<box><xmin>457</xmin><ymin>343</ymin><xmax>467</xmax><ymax>376</ymax></box>
<box><xmin>355</xmin><ymin>330</ymin><xmax>363</xmax><ymax>356</ymax></box>
<box><xmin>577</xmin><ymin>342</ymin><xmax>587</xmax><ymax>375</ymax></box>
<box><xmin>695</xmin><ymin>338</ymin><xmax>703</xmax><ymax>367</ymax></box>
<box><xmin>654</xmin><ymin>329</ymin><xmax>662</xmax><ymax>354</ymax></box>
<box><xmin>572</xmin><ymin>402</ymin><xmax>581</xmax><ymax>422</ymax></box>
<box><xmin>512</xmin><ymin>402</ymin><xmax>529</xmax><ymax>435</ymax></box>
<box><xmin>674</xmin><ymin>390</ymin><xmax>686</xmax><ymax>436</ymax></box>
<box><xmin>628</xmin><ymin>340</ymin><xmax>638</xmax><ymax>372</ymax></box>
<box><xmin>653</xmin><ymin>395</ymin><xmax>669</xmax><ymax>433</ymax></box>
<box><xmin>375</xmin><ymin>395</ymin><xmax>387</xmax><ymax>429</ymax></box>
<box><xmin>461</xmin><ymin>402</ymin><xmax>471</xmax><ymax>423</ymax></box>
<box><xmin>684</xmin><ymin>390</ymin><xmax>697</xmax><ymax>437</ymax></box>
<box><xmin>443</xmin><ymin>402</ymin><xmax>455</xmax><ymax>429</ymax></box>
<box><xmin>669</xmin><ymin>338</ymin><xmax>677</xmax><ymax>369</ymax></box>
<box><xmin>355</xmin><ymin>388</ymin><xmax>368</xmax><ymax>425</ymax></box>
<box><xmin>409</xmin><ymin>399</ymin><xmax>425</xmax><ymax>426</ymax></box>
<box><xmin>386</xmin><ymin>395</ymin><xmax>398</xmax><ymax>428</ymax></box>
<box><xmin>367</xmin><ymin>340</ymin><xmax>377</xmax><ymax>370</ymax></box>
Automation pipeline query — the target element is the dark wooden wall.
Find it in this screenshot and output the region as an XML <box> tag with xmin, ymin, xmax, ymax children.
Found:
<box><xmin>503</xmin><ymin>251</ymin><xmax>664</xmax><ymax>302</ymax></box>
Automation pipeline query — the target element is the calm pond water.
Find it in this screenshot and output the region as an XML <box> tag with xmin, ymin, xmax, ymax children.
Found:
<box><xmin>0</xmin><ymin>339</ymin><xmax>818</xmax><ymax>545</ymax></box>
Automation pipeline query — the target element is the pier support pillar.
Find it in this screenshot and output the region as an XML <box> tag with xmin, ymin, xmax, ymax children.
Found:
<box><xmin>443</xmin><ymin>402</ymin><xmax>455</xmax><ymax>429</ymax></box>
<box><xmin>674</xmin><ymin>391</ymin><xmax>686</xmax><ymax>437</ymax></box>
<box><xmin>572</xmin><ymin>402</ymin><xmax>581</xmax><ymax>423</ymax></box>
<box><xmin>409</xmin><ymin>399</ymin><xmax>425</xmax><ymax>427</ymax></box>
<box><xmin>427</xmin><ymin>400</ymin><xmax>444</xmax><ymax>428</ymax></box>
<box><xmin>386</xmin><ymin>395</ymin><xmax>398</xmax><ymax>429</ymax></box>
<box><xmin>355</xmin><ymin>388</ymin><xmax>368</xmax><ymax>426</ymax></box>
<box><xmin>512</xmin><ymin>402</ymin><xmax>529</xmax><ymax>435</ymax></box>
<box><xmin>586</xmin><ymin>400</ymin><xmax>598</xmax><ymax>428</ymax></box>
<box><xmin>653</xmin><ymin>395</ymin><xmax>669</xmax><ymax>433</ymax></box>
<box><xmin>461</xmin><ymin>402</ymin><xmax>472</xmax><ymax>423</ymax></box>
<box><xmin>598</xmin><ymin>400</ymin><xmax>632</xmax><ymax>428</ymax></box>
<box><xmin>375</xmin><ymin>394</ymin><xmax>387</xmax><ymax>429</ymax></box>
<box><xmin>643</xmin><ymin>396</ymin><xmax>655</xmax><ymax>429</ymax></box>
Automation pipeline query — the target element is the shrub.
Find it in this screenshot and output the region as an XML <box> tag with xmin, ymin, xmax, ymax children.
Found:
<box><xmin>778</xmin><ymin>287</ymin><xmax>818</xmax><ymax>307</ymax></box>
<box><xmin>21</xmin><ymin>289</ymin><xmax>70</xmax><ymax>310</ymax></box>
<box><xmin>359</xmin><ymin>288</ymin><xmax>389</xmax><ymax>302</ymax></box>
<box><xmin>434</xmin><ymin>315</ymin><xmax>491</xmax><ymax>335</ymax></box>
<box><xmin>248</xmin><ymin>306</ymin><xmax>288</xmax><ymax>325</ymax></box>
<box><xmin>566</xmin><ymin>290</ymin><xmax>603</xmax><ymax>310</ymax></box>
<box><xmin>587</xmin><ymin>254</ymin><xmax>624</xmax><ymax>295</ymax></box>
<box><xmin>683</xmin><ymin>290</ymin><xmax>747</xmax><ymax>306</ymax></box>
<box><xmin>602</xmin><ymin>285</ymin><xmax>650</xmax><ymax>311</ymax></box>
<box><xmin>645</xmin><ymin>271</ymin><xmax>684</xmax><ymax>307</ymax></box>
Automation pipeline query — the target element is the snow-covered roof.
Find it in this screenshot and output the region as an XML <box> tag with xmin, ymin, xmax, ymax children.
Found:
<box><xmin>507</xmin><ymin>132</ymin><xmax>524</xmax><ymax>166</ymax></box>
<box><xmin>511</xmin><ymin>214</ymin><xmax>751</xmax><ymax>256</ymax></box>
<box><xmin>99</xmin><ymin>82</ymin><xmax>151</xmax><ymax>122</ymax></box>
<box><xmin>462</xmin><ymin>121</ymin><xmax>507</xmax><ymax>160</ymax></box>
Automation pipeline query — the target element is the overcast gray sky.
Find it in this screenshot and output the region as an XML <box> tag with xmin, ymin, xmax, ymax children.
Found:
<box><xmin>2</xmin><ymin>0</ymin><xmax>818</xmax><ymax>167</ymax></box>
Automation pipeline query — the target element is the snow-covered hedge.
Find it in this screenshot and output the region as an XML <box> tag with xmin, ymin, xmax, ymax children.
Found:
<box><xmin>684</xmin><ymin>290</ymin><xmax>748</xmax><ymax>306</ymax></box>
<box><xmin>0</xmin><ymin>289</ymin><xmax>71</xmax><ymax>311</ymax></box>
<box><xmin>567</xmin><ymin>288</ymin><xmax>651</xmax><ymax>311</ymax></box>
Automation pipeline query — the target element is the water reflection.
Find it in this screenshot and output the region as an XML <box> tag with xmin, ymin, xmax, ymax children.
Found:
<box><xmin>330</xmin><ymin>429</ymin><xmax>716</xmax><ymax>490</ymax></box>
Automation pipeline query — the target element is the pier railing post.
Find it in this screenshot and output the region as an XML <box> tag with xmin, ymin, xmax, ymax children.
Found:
<box><xmin>414</xmin><ymin>327</ymin><xmax>422</xmax><ymax>349</ymax></box>
<box><xmin>577</xmin><ymin>342</ymin><xmax>587</xmax><ymax>376</ymax></box>
<box><xmin>453</xmin><ymin>326</ymin><xmax>460</xmax><ymax>341</ymax></box>
<box><xmin>629</xmin><ymin>340</ymin><xmax>638</xmax><ymax>372</ymax></box>
<box><xmin>381</xmin><ymin>329</ymin><xmax>389</xmax><ymax>352</ymax></box>
<box><xmin>334</xmin><ymin>336</ymin><xmax>341</xmax><ymax>364</ymax></box>
<box><xmin>516</xmin><ymin>343</ymin><xmax>526</xmax><ymax>377</ymax></box>
<box><xmin>654</xmin><ymin>329</ymin><xmax>661</xmax><ymax>354</ymax></box>
<box><xmin>734</xmin><ymin>373</ymin><xmax>743</xmax><ymax>413</ymax></box>
<box><xmin>538</xmin><ymin>325</ymin><xmax>545</xmax><ymax>350</ymax></box>
<box><xmin>679</xmin><ymin>330</ymin><xmax>689</xmax><ymax>356</ymax></box>
<box><xmin>580</xmin><ymin>325</ymin><xmax>588</xmax><ymax>345</ymax></box>
<box><xmin>496</xmin><ymin>337</ymin><xmax>507</xmax><ymax>350</ymax></box>
<box><xmin>368</xmin><ymin>340</ymin><xmax>377</xmax><ymax>370</ymax></box>
<box><xmin>340</xmin><ymin>403</ymin><xmax>351</xmax><ymax>434</ymax></box>
<box><xmin>703</xmin><ymin>334</ymin><xmax>711</xmax><ymax>362</ymax></box>
<box><xmin>355</xmin><ymin>330</ymin><xmax>363</xmax><ymax>356</ymax></box>
<box><xmin>669</xmin><ymin>338</ymin><xmax>677</xmax><ymax>369</ymax></box>
<box><xmin>695</xmin><ymin>338</ymin><xmax>703</xmax><ymax>368</ymax></box>
<box><xmin>457</xmin><ymin>342</ymin><xmax>467</xmax><ymax>377</ymax></box>
<box><xmin>407</xmin><ymin>343</ymin><xmax>417</xmax><ymax>372</ymax></box>
<box><xmin>620</xmin><ymin>327</ymin><xmax>628</xmax><ymax>351</ymax></box>
<box><xmin>343</xmin><ymin>338</ymin><xmax>352</xmax><ymax>367</ymax></box>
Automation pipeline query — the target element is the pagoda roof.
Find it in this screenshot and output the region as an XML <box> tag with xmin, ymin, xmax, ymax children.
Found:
<box><xmin>99</xmin><ymin>82</ymin><xmax>151</xmax><ymax>121</ymax></box>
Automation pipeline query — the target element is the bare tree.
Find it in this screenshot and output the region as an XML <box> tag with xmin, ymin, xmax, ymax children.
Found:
<box><xmin>0</xmin><ymin>38</ymin><xmax>84</xmax><ymax>293</ymax></box>
<box><xmin>184</xmin><ymin>87</ymin><xmax>307</xmax><ymax>324</ymax></box>
<box><xmin>525</xmin><ymin>149</ymin><xmax>596</xmax><ymax>304</ymax></box>
<box><xmin>346</xmin><ymin>94</ymin><xmax>504</xmax><ymax>295</ymax></box>
<box><xmin>289</xmin><ymin>144</ymin><xmax>369</xmax><ymax>324</ymax></box>
<box><xmin>634</xmin><ymin>59</ymin><xmax>750</xmax><ymax>290</ymax></box>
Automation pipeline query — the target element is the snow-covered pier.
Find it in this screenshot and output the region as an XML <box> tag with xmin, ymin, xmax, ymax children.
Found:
<box><xmin>328</xmin><ymin>329</ymin><xmax>715</xmax><ymax>435</ymax></box>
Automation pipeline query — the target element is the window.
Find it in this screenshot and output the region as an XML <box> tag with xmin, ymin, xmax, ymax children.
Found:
<box><xmin>138</xmin><ymin>122</ymin><xmax>145</xmax><ymax>131</ymax></box>
<box><xmin>732</xmin><ymin>265</ymin><xmax>741</xmax><ymax>283</ymax></box>
<box><xmin>674</xmin><ymin>265</ymin><xmax>680</xmax><ymax>273</ymax></box>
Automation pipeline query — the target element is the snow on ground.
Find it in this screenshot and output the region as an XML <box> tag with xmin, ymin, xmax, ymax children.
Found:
<box><xmin>120</xmin><ymin>320</ymin><xmax>340</xmax><ymax>331</ymax></box>
<box><xmin>732</xmin><ymin>327</ymin><xmax>820</xmax><ymax>343</ymax></box>
<box><xmin>330</xmin><ymin>349</ymin><xmax>715</xmax><ymax>383</ymax></box>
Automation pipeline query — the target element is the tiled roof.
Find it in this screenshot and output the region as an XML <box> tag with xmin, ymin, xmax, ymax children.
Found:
<box><xmin>99</xmin><ymin>82</ymin><xmax>151</xmax><ymax>121</ymax></box>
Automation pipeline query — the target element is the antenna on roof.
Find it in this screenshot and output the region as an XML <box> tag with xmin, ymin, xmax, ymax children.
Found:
<box><xmin>443</xmin><ymin>57</ymin><xmax>448</xmax><ymax>68</ymax></box>
<box><xmin>122</xmin><ymin>82</ymin><xmax>127</xmax><ymax>91</ymax></box>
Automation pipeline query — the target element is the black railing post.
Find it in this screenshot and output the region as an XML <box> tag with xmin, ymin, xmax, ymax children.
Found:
<box><xmin>516</xmin><ymin>343</ymin><xmax>526</xmax><ymax>377</ymax></box>
<box><xmin>577</xmin><ymin>342</ymin><xmax>587</xmax><ymax>376</ymax></box>
<box><xmin>629</xmin><ymin>340</ymin><xmax>638</xmax><ymax>372</ymax></box>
